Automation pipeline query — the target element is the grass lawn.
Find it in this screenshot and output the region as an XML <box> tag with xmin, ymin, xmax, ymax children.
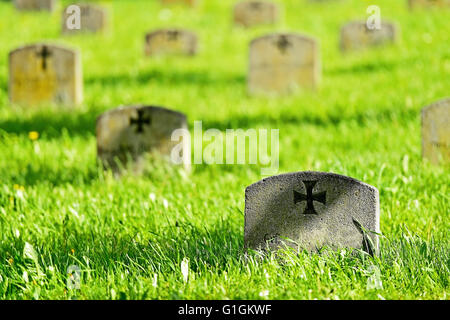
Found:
<box><xmin>0</xmin><ymin>0</ymin><xmax>448</xmax><ymax>299</ymax></box>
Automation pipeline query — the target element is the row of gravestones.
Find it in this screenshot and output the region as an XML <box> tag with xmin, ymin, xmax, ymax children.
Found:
<box><xmin>8</xmin><ymin>24</ymin><xmax>402</xmax><ymax>104</ymax></box>
<box><xmin>9</xmin><ymin>0</ymin><xmax>450</xmax><ymax>98</ymax></box>
<box><xmin>11</xmin><ymin>0</ymin><xmax>450</xmax><ymax>11</ymax></box>
<box><xmin>8</xmin><ymin>0</ymin><xmax>450</xmax><ymax>254</ymax></box>
<box><xmin>87</xmin><ymin>101</ymin><xmax>450</xmax><ymax>255</ymax></box>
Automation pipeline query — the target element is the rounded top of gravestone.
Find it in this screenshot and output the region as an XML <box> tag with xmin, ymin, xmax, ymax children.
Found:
<box><xmin>97</xmin><ymin>105</ymin><xmax>187</xmax><ymax>124</ymax></box>
<box><xmin>246</xmin><ymin>171</ymin><xmax>377</xmax><ymax>194</ymax></box>
<box><xmin>145</xmin><ymin>28</ymin><xmax>197</xmax><ymax>38</ymax></box>
<box><xmin>250</xmin><ymin>32</ymin><xmax>317</xmax><ymax>46</ymax></box>
<box><xmin>422</xmin><ymin>97</ymin><xmax>450</xmax><ymax>113</ymax></box>
<box><xmin>9</xmin><ymin>43</ymin><xmax>78</xmax><ymax>57</ymax></box>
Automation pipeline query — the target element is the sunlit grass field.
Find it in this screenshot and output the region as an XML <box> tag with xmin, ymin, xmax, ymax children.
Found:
<box><xmin>0</xmin><ymin>0</ymin><xmax>448</xmax><ymax>299</ymax></box>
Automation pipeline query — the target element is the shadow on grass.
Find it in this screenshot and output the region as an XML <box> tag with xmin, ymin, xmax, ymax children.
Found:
<box><xmin>0</xmin><ymin>110</ymin><xmax>99</xmax><ymax>138</ymax></box>
<box><xmin>85</xmin><ymin>69</ymin><xmax>246</xmax><ymax>88</ymax></box>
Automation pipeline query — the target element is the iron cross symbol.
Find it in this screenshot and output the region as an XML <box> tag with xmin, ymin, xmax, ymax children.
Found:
<box><xmin>167</xmin><ymin>30</ymin><xmax>180</xmax><ymax>41</ymax></box>
<box><xmin>36</xmin><ymin>46</ymin><xmax>52</xmax><ymax>71</ymax></box>
<box><xmin>293</xmin><ymin>180</ymin><xmax>326</xmax><ymax>215</ymax></box>
<box><xmin>130</xmin><ymin>110</ymin><xmax>151</xmax><ymax>134</ymax></box>
<box><xmin>276</xmin><ymin>35</ymin><xmax>292</xmax><ymax>54</ymax></box>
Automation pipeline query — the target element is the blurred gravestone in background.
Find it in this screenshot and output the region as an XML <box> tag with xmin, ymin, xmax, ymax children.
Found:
<box><xmin>9</xmin><ymin>43</ymin><xmax>83</xmax><ymax>106</ymax></box>
<box><xmin>97</xmin><ymin>105</ymin><xmax>189</xmax><ymax>173</ymax></box>
<box><xmin>161</xmin><ymin>0</ymin><xmax>199</xmax><ymax>7</ymax></box>
<box><xmin>248</xmin><ymin>33</ymin><xmax>320</xmax><ymax>95</ymax></box>
<box><xmin>245</xmin><ymin>171</ymin><xmax>380</xmax><ymax>254</ymax></box>
<box><xmin>62</xmin><ymin>3</ymin><xmax>109</xmax><ymax>35</ymax></box>
<box><xmin>340</xmin><ymin>21</ymin><xmax>399</xmax><ymax>52</ymax></box>
<box><xmin>408</xmin><ymin>0</ymin><xmax>450</xmax><ymax>9</ymax></box>
<box><xmin>422</xmin><ymin>98</ymin><xmax>450</xmax><ymax>165</ymax></box>
<box><xmin>145</xmin><ymin>29</ymin><xmax>198</xmax><ymax>56</ymax></box>
<box><xmin>14</xmin><ymin>0</ymin><xmax>56</xmax><ymax>11</ymax></box>
<box><xmin>233</xmin><ymin>1</ymin><xmax>280</xmax><ymax>28</ymax></box>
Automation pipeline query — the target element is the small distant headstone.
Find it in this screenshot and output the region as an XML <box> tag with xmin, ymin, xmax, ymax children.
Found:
<box><xmin>340</xmin><ymin>21</ymin><xmax>399</xmax><ymax>52</ymax></box>
<box><xmin>233</xmin><ymin>1</ymin><xmax>280</xmax><ymax>28</ymax></box>
<box><xmin>145</xmin><ymin>29</ymin><xmax>198</xmax><ymax>56</ymax></box>
<box><xmin>245</xmin><ymin>171</ymin><xmax>380</xmax><ymax>254</ymax></box>
<box><xmin>62</xmin><ymin>4</ymin><xmax>109</xmax><ymax>34</ymax></box>
<box><xmin>160</xmin><ymin>0</ymin><xmax>198</xmax><ymax>6</ymax></box>
<box><xmin>421</xmin><ymin>98</ymin><xmax>450</xmax><ymax>165</ymax></box>
<box><xmin>14</xmin><ymin>0</ymin><xmax>56</xmax><ymax>11</ymax></box>
<box><xmin>248</xmin><ymin>33</ymin><xmax>320</xmax><ymax>95</ymax></box>
<box><xmin>408</xmin><ymin>0</ymin><xmax>450</xmax><ymax>9</ymax></box>
<box><xmin>96</xmin><ymin>105</ymin><xmax>189</xmax><ymax>172</ymax></box>
<box><xmin>9</xmin><ymin>43</ymin><xmax>83</xmax><ymax>105</ymax></box>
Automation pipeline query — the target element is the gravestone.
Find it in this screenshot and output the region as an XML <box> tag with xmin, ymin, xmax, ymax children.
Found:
<box><xmin>161</xmin><ymin>0</ymin><xmax>198</xmax><ymax>6</ymax></box>
<box><xmin>340</xmin><ymin>21</ymin><xmax>399</xmax><ymax>52</ymax></box>
<box><xmin>245</xmin><ymin>171</ymin><xmax>380</xmax><ymax>254</ymax></box>
<box><xmin>96</xmin><ymin>105</ymin><xmax>189</xmax><ymax>172</ymax></box>
<box><xmin>145</xmin><ymin>29</ymin><xmax>198</xmax><ymax>56</ymax></box>
<box><xmin>408</xmin><ymin>0</ymin><xmax>450</xmax><ymax>9</ymax></box>
<box><xmin>234</xmin><ymin>1</ymin><xmax>280</xmax><ymax>28</ymax></box>
<box><xmin>421</xmin><ymin>98</ymin><xmax>450</xmax><ymax>165</ymax></box>
<box><xmin>62</xmin><ymin>4</ymin><xmax>109</xmax><ymax>34</ymax></box>
<box><xmin>14</xmin><ymin>0</ymin><xmax>56</xmax><ymax>11</ymax></box>
<box><xmin>9</xmin><ymin>43</ymin><xmax>83</xmax><ymax>105</ymax></box>
<box><xmin>248</xmin><ymin>33</ymin><xmax>320</xmax><ymax>95</ymax></box>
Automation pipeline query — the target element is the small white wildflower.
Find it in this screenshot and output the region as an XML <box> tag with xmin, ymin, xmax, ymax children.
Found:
<box><xmin>163</xmin><ymin>199</ymin><xmax>169</xmax><ymax>209</ymax></box>
<box><xmin>259</xmin><ymin>290</ymin><xmax>269</xmax><ymax>298</ymax></box>
<box><xmin>48</xmin><ymin>266</ymin><xmax>55</xmax><ymax>273</ymax></box>
<box><xmin>14</xmin><ymin>229</ymin><xmax>20</xmax><ymax>238</ymax></box>
<box><xmin>181</xmin><ymin>258</ymin><xmax>189</xmax><ymax>283</ymax></box>
<box><xmin>149</xmin><ymin>193</ymin><xmax>156</xmax><ymax>202</ymax></box>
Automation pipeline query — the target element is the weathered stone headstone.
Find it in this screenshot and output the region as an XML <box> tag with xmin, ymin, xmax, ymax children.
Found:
<box><xmin>340</xmin><ymin>21</ymin><xmax>399</xmax><ymax>52</ymax></box>
<box><xmin>9</xmin><ymin>43</ymin><xmax>83</xmax><ymax>105</ymax></box>
<box><xmin>161</xmin><ymin>0</ymin><xmax>198</xmax><ymax>6</ymax></box>
<box><xmin>96</xmin><ymin>105</ymin><xmax>189</xmax><ymax>172</ymax></box>
<box><xmin>422</xmin><ymin>98</ymin><xmax>450</xmax><ymax>165</ymax></box>
<box><xmin>62</xmin><ymin>4</ymin><xmax>109</xmax><ymax>34</ymax></box>
<box><xmin>248</xmin><ymin>33</ymin><xmax>320</xmax><ymax>95</ymax></box>
<box><xmin>234</xmin><ymin>1</ymin><xmax>280</xmax><ymax>28</ymax></box>
<box><xmin>14</xmin><ymin>0</ymin><xmax>56</xmax><ymax>11</ymax></box>
<box><xmin>145</xmin><ymin>29</ymin><xmax>198</xmax><ymax>56</ymax></box>
<box><xmin>245</xmin><ymin>171</ymin><xmax>380</xmax><ymax>254</ymax></box>
<box><xmin>408</xmin><ymin>0</ymin><xmax>450</xmax><ymax>9</ymax></box>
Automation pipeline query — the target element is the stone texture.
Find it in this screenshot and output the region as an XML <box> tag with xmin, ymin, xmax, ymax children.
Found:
<box><xmin>248</xmin><ymin>33</ymin><xmax>320</xmax><ymax>95</ymax></box>
<box><xmin>145</xmin><ymin>29</ymin><xmax>198</xmax><ymax>56</ymax></box>
<box><xmin>9</xmin><ymin>43</ymin><xmax>83</xmax><ymax>106</ymax></box>
<box><xmin>14</xmin><ymin>0</ymin><xmax>56</xmax><ymax>11</ymax></box>
<box><xmin>62</xmin><ymin>4</ymin><xmax>109</xmax><ymax>35</ymax></box>
<box><xmin>422</xmin><ymin>98</ymin><xmax>450</xmax><ymax>165</ymax></box>
<box><xmin>160</xmin><ymin>0</ymin><xmax>198</xmax><ymax>6</ymax></box>
<box><xmin>340</xmin><ymin>21</ymin><xmax>399</xmax><ymax>52</ymax></box>
<box><xmin>245</xmin><ymin>171</ymin><xmax>380</xmax><ymax>253</ymax></box>
<box><xmin>234</xmin><ymin>1</ymin><xmax>280</xmax><ymax>28</ymax></box>
<box><xmin>96</xmin><ymin>105</ymin><xmax>189</xmax><ymax>172</ymax></box>
<box><xmin>408</xmin><ymin>0</ymin><xmax>450</xmax><ymax>9</ymax></box>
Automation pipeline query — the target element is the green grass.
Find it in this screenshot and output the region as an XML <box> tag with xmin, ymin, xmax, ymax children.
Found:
<box><xmin>0</xmin><ymin>0</ymin><xmax>449</xmax><ymax>300</ymax></box>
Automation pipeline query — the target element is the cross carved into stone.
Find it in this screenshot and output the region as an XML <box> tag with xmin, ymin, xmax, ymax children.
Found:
<box><xmin>36</xmin><ymin>46</ymin><xmax>52</xmax><ymax>71</ymax></box>
<box><xmin>294</xmin><ymin>180</ymin><xmax>326</xmax><ymax>215</ymax></box>
<box><xmin>276</xmin><ymin>35</ymin><xmax>292</xmax><ymax>54</ymax></box>
<box><xmin>167</xmin><ymin>30</ymin><xmax>180</xmax><ymax>41</ymax></box>
<box><xmin>130</xmin><ymin>110</ymin><xmax>151</xmax><ymax>133</ymax></box>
